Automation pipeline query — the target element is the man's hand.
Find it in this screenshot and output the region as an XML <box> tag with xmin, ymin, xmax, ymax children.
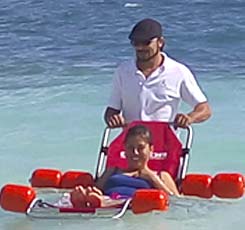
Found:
<box><xmin>174</xmin><ymin>102</ymin><xmax>212</xmax><ymax>128</ymax></box>
<box><xmin>107</xmin><ymin>114</ymin><xmax>126</xmax><ymax>128</ymax></box>
<box><xmin>104</xmin><ymin>107</ymin><xmax>126</xmax><ymax>128</ymax></box>
<box><xmin>174</xmin><ymin>113</ymin><xmax>192</xmax><ymax>128</ymax></box>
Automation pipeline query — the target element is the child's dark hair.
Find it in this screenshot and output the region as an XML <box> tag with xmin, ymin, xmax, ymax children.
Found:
<box><xmin>124</xmin><ymin>125</ymin><xmax>153</xmax><ymax>145</ymax></box>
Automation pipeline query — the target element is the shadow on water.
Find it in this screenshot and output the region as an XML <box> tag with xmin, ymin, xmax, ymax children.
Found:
<box><xmin>1</xmin><ymin>196</ymin><xmax>245</xmax><ymax>230</ymax></box>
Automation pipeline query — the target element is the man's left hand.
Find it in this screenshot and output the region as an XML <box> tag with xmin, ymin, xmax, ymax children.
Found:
<box><xmin>174</xmin><ymin>113</ymin><xmax>192</xmax><ymax>128</ymax></box>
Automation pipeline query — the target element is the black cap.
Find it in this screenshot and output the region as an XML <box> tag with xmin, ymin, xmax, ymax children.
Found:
<box><xmin>128</xmin><ymin>18</ymin><xmax>162</xmax><ymax>42</ymax></box>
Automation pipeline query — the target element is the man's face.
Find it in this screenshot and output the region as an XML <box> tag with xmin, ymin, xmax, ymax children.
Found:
<box><xmin>131</xmin><ymin>37</ymin><xmax>164</xmax><ymax>62</ymax></box>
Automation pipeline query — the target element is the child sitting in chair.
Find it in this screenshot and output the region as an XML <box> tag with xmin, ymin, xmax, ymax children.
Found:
<box><xmin>59</xmin><ymin>125</ymin><xmax>180</xmax><ymax>208</ymax></box>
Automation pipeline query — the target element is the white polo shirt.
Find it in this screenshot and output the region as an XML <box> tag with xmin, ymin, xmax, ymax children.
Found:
<box><xmin>108</xmin><ymin>52</ymin><xmax>207</xmax><ymax>123</ymax></box>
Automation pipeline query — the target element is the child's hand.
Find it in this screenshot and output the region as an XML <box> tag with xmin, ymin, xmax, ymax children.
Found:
<box><xmin>138</xmin><ymin>167</ymin><xmax>155</xmax><ymax>180</ymax></box>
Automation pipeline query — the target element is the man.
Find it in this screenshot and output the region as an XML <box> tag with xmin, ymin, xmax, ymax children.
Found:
<box><xmin>104</xmin><ymin>18</ymin><xmax>211</xmax><ymax>128</ymax></box>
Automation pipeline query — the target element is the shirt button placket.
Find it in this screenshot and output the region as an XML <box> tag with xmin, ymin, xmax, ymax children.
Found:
<box><xmin>139</xmin><ymin>81</ymin><xmax>147</xmax><ymax>120</ymax></box>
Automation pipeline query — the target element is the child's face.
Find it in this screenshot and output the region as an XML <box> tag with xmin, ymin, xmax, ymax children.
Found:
<box><xmin>125</xmin><ymin>136</ymin><xmax>153</xmax><ymax>169</ymax></box>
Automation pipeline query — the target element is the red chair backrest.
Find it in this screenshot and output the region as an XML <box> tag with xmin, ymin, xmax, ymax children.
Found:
<box><xmin>106</xmin><ymin>121</ymin><xmax>182</xmax><ymax>179</ymax></box>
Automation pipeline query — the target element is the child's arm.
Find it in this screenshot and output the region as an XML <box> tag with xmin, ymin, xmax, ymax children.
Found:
<box><xmin>159</xmin><ymin>171</ymin><xmax>180</xmax><ymax>196</ymax></box>
<box><xmin>139</xmin><ymin>168</ymin><xmax>179</xmax><ymax>196</ymax></box>
<box><xmin>95</xmin><ymin>167</ymin><xmax>116</xmax><ymax>191</ymax></box>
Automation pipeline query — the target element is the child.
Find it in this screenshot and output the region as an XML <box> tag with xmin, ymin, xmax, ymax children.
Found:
<box><xmin>59</xmin><ymin>125</ymin><xmax>179</xmax><ymax>208</ymax></box>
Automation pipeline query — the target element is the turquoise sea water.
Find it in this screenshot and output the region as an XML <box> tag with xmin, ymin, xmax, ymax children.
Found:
<box><xmin>0</xmin><ymin>0</ymin><xmax>245</xmax><ymax>229</ymax></box>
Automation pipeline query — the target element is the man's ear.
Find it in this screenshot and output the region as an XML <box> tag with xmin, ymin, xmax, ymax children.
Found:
<box><xmin>159</xmin><ymin>37</ymin><xmax>165</xmax><ymax>50</ymax></box>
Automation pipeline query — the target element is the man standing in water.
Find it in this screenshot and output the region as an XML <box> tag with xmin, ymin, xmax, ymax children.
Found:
<box><xmin>104</xmin><ymin>18</ymin><xmax>211</xmax><ymax>128</ymax></box>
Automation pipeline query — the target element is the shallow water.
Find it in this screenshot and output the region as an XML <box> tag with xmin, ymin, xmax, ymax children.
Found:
<box><xmin>0</xmin><ymin>0</ymin><xmax>245</xmax><ymax>229</ymax></box>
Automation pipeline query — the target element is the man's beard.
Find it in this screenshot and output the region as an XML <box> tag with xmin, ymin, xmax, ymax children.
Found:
<box><xmin>136</xmin><ymin>49</ymin><xmax>159</xmax><ymax>62</ymax></box>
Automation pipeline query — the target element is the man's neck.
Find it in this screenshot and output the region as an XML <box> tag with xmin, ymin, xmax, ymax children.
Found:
<box><xmin>136</xmin><ymin>53</ymin><xmax>164</xmax><ymax>78</ymax></box>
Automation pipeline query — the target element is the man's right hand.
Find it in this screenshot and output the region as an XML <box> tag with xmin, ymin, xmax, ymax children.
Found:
<box><xmin>107</xmin><ymin>114</ymin><xmax>126</xmax><ymax>128</ymax></box>
<box><xmin>104</xmin><ymin>107</ymin><xmax>126</xmax><ymax>128</ymax></box>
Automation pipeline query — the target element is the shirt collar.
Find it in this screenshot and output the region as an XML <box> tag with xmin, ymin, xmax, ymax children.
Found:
<box><xmin>134</xmin><ymin>52</ymin><xmax>167</xmax><ymax>76</ymax></box>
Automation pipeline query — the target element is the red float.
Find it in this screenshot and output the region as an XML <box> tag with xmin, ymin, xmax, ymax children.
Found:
<box><xmin>131</xmin><ymin>189</ymin><xmax>169</xmax><ymax>214</ymax></box>
<box><xmin>60</xmin><ymin>171</ymin><xmax>94</xmax><ymax>189</ymax></box>
<box><xmin>0</xmin><ymin>184</ymin><xmax>36</xmax><ymax>213</ymax></box>
<box><xmin>212</xmin><ymin>173</ymin><xmax>245</xmax><ymax>198</ymax></box>
<box><xmin>181</xmin><ymin>174</ymin><xmax>213</xmax><ymax>198</ymax></box>
<box><xmin>30</xmin><ymin>168</ymin><xmax>62</xmax><ymax>188</ymax></box>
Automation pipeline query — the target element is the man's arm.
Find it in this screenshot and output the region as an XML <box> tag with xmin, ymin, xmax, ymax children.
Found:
<box><xmin>174</xmin><ymin>102</ymin><xmax>212</xmax><ymax>128</ymax></box>
<box><xmin>187</xmin><ymin>101</ymin><xmax>212</xmax><ymax>123</ymax></box>
<box><xmin>104</xmin><ymin>107</ymin><xmax>126</xmax><ymax>128</ymax></box>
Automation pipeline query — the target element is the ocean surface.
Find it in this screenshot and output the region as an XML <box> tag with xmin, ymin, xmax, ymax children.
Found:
<box><xmin>0</xmin><ymin>0</ymin><xmax>244</xmax><ymax>229</ymax></box>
